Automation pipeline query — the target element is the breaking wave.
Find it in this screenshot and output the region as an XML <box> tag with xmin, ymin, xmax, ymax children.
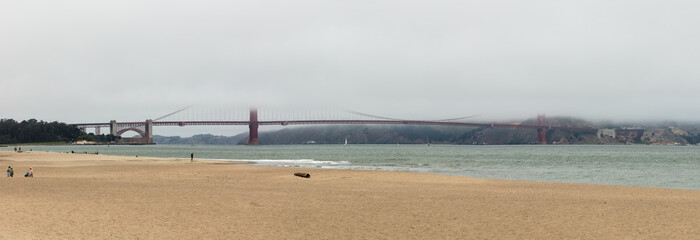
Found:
<box><xmin>218</xmin><ymin>159</ymin><xmax>351</xmax><ymax>167</ymax></box>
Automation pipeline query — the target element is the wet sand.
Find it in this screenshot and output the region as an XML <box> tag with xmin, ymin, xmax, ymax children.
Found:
<box><xmin>1</xmin><ymin>150</ymin><xmax>700</xmax><ymax>239</ymax></box>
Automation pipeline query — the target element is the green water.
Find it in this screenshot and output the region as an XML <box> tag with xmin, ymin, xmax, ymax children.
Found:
<box><xmin>5</xmin><ymin>144</ymin><xmax>700</xmax><ymax>190</ymax></box>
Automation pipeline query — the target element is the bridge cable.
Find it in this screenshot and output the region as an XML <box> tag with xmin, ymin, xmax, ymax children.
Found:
<box><xmin>431</xmin><ymin>115</ymin><xmax>480</xmax><ymax>122</ymax></box>
<box><xmin>153</xmin><ymin>105</ymin><xmax>193</xmax><ymax>122</ymax></box>
<box><xmin>343</xmin><ymin>110</ymin><xmax>479</xmax><ymax>122</ymax></box>
<box><xmin>342</xmin><ymin>110</ymin><xmax>403</xmax><ymax>121</ymax></box>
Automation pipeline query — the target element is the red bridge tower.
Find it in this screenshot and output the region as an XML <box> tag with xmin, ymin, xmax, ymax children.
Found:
<box><xmin>248</xmin><ymin>108</ymin><xmax>260</xmax><ymax>145</ymax></box>
<box><xmin>536</xmin><ymin>114</ymin><xmax>547</xmax><ymax>144</ymax></box>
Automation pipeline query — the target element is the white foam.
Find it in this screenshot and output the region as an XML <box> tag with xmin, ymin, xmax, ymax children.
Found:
<box><xmin>216</xmin><ymin>159</ymin><xmax>350</xmax><ymax>166</ymax></box>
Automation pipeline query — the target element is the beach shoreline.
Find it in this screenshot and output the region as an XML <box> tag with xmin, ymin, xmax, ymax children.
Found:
<box><xmin>1</xmin><ymin>151</ymin><xmax>699</xmax><ymax>239</ymax></box>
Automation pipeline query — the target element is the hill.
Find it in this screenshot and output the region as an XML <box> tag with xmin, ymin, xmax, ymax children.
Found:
<box><xmin>0</xmin><ymin>119</ymin><xmax>118</xmax><ymax>144</ymax></box>
<box><xmin>154</xmin><ymin>134</ymin><xmax>246</xmax><ymax>145</ymax></box>
<box><xmin>153</xmin><ymin>117</ymin><xmax>700</xmax><ymax>145</ymax></box>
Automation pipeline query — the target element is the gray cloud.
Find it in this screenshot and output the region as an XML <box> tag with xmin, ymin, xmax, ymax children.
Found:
<box><xmin>2</xmin><ymin>0</ymin><xmax>699</xmax><ymax>136</ymax></box>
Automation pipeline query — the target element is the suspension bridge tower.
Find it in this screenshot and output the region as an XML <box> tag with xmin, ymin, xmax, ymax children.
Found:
<box><xmin>536</xmin><ymin>114</ymin><xmax>547</xmax><ymax>144</ymax></box>
<box><xmin>248</xmin><ymin>108</ymin><xmax>260</xmax><ymax>145</ymax></box>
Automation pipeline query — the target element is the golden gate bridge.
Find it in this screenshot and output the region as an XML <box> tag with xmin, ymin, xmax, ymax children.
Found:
<box><xmin>69</xmin><ymin>107</ymin><xmax>599</xmax><ymax>145</ymax></box>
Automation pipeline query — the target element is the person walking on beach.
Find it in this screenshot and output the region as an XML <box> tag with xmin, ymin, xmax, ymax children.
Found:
<box><xmin>191</xmin><ymin>152</ymin><xmax>194</xmax><ymax>162</ymax></box>
<box><xmin>6</xmin><ymin>166</ymin><xmax>12</xmax><ymax>177</ymax></box>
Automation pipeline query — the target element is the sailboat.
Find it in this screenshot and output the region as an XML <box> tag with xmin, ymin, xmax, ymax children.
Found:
<box><xmin>344</xmin><ymin>138</ymin><xmax>348</xmax><ymax>145</ymax></box>
<box><xmin>426</xmin><ymin>137</ymin><xmax>430</xmax><ymax>146</ymax></box>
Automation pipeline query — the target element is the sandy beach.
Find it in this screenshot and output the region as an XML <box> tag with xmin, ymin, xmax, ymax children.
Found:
<box><xmin>1</xmin><ymin>151</ymin><xmax>700</xmax><ymax>239</ymax></box>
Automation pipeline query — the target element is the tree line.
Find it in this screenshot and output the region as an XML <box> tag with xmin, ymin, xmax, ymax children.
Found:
<box><xmin>0</xmin><ymin>119</ymin><xmax>119</xmax><ymax>144</ymax></box>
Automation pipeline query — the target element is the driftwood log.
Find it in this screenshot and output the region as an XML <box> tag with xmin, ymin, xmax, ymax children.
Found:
<box><xmin>294</xmin><ymin>172</ymin><xmax>311</xmax><ymax>178</ymax></box>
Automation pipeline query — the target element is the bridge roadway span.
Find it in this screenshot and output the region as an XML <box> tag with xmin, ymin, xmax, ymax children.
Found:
<box><xmin>71</xmin><ymin>120</ymin><xmax>598</xmax><ymax>132</ymax></box>
<box><xmin>72</xmin><ymin>119</ymin><xmax>598</xmax><ymax>145</ymax></box>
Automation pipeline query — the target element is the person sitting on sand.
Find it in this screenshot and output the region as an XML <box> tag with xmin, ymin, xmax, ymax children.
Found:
<box><xmin>24</xmin><ymin>167</ymin><xmax>33</xmax><ymax>178</ymax></box>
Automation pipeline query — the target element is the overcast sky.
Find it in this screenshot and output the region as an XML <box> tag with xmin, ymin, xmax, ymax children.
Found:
<box><xmin>2</xmin><ymin>0</ymin><xmax>699</xmax><ymax>136</ymax></box>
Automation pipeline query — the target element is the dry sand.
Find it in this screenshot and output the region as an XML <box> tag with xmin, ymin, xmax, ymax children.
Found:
<box><xmin>1</xmin><ymin>150</ymin><xmax>700</xmax><ymax>239</ymax></box>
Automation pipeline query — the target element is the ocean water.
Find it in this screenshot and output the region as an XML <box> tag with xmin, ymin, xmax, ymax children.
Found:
<box><xmin>4</xmin><ymin>144</ymin><xmax>700</xmax><ymax>190</ymax></box>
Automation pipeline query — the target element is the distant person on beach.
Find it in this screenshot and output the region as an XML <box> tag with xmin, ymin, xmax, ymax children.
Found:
<box><xmin>24</xmin><ymin>167</ymin><xmax>33</xmax><ymax>178</ymax></box>
<box><xmin>6</xmin><ymin>166</ymin><xmax>12</xmax><ymax>177</ymax></box>
<box><xmin>191</xmin><ymin>152</ymin><xmax>194</xmax><ymax>162</ymax></box>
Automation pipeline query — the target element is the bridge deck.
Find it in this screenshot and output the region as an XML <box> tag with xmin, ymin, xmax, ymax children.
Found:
<box><xmin>71</xmin><ymin>120</ymin><xmax>598</xmax><ymax>132</ymax></box>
